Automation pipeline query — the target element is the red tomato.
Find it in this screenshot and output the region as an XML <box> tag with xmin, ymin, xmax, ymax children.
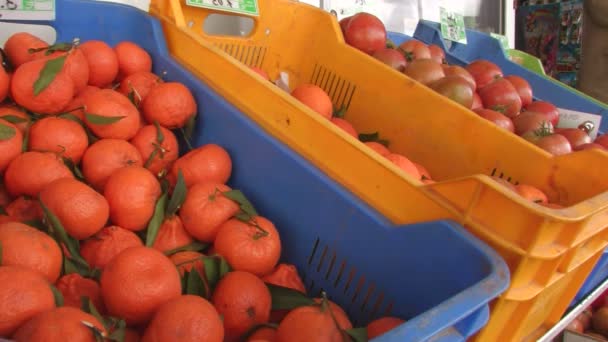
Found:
<box><xmin>429</xmin><ymin>76</ymin><xmax>474</xmax><ymax>109</ymax></box>
<box><xmin>398</xmin><ymin>40</ymin><xmax>431</xmax><ymax>62</ymax></box>
<box><xmin>505</xmin><ymin>75</ymin><xmax>533</xmax><ymax>107</ymax></box>
<box><xmin>466</xmin><ymin>60</ymin><xmax>503</xmax><ymax>89</ymax></box>
<box><xmin>534</xmin><ymin>134</ymin><xmax>572</xmax><ymax>156</ymax></box>
<box><xmin>478</xmin><ymin>78</ymin><xmax>522</xmax><ymax>117</ymax></box>
<box><xmin>577</xmin><ymin>143</ymin><xmax>606</xmax><ymax>151</ymax></box>
<box><xmin>471</xmin><ymin>92</ymin><xmax>483</xmax><ymax>110</ymax></box>
<box><xmin>339</xmin><ymin>16</ymin><xmax>352</xmax><ymax>33</ymax></box>
<box><xmin>343</xmin><ymin>13</ymin><xmax>387</xmax><ymax>55</ymax></box>
<box><xmin>513</xmin><ymin>111</ymin><xmax>554</xmax><ymax>136</ymax></box>
<box><xmin>372</xmin><ymin>48</ymin><xmax>407</xmax><ymax>72</ymax></box>
<box><xmin>428</xmin><ymin>44</ymin><xmax>445</xmax><ymax>64</ymax></box>
<box><xmin>441</xmin><ymin>65</ymin><xmax>476</xmax><ymax>90</ymax></box>
<box><xmin>596</xmin><ymin>134</ymin><xmax>608</xmax><ymax>149</ymax></box>
<box><xmin>403</xmin><ymin>59</ymin><xmax>445</xmax><ymax>86</ymax></box>
<box><xmin>474</xmin><ymin>108</ymin><xmax>514</xmax><ymax>132</ymax></box>
<box><xmin>554</xmin><ymin>127</ymin><xmax>592</xmax><ymax>150</ymax></box>
<box><xmin>524</xmin><ymin>101</ymin><xmax>559</xmax><ymax>127</ymax></box>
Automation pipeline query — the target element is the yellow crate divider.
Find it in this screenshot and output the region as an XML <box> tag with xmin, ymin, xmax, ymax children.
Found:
<box><xmin>149</xmin><ymin>0</ymin><xmax>608</xmax><ymax>339</ymax></box>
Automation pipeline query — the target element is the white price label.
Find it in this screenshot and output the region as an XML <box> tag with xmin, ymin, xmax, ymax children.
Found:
<box><xmin>0</xmin><ymin>0</ymin><xmax>54</xmax><ymax>20</ymax></box>
<box><xmin>557</xmin><ymin>108</ymin><xmax>603</xmax><ymax>140</ymax></box>
<box><xmin>186</xmin><ymin>0</ymin><xmax>258</xmax><ymax>16</ymax></box>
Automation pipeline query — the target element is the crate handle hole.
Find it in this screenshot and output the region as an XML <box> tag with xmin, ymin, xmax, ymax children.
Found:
<box><xmin>202</xmin><ymin>13</ymin><xmax>254</xmax><ymax>37</ymax></box>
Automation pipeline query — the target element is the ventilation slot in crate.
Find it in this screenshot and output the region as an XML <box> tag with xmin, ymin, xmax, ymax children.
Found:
<box><xmin>310</xmin><ymin>64</ymin><xmax>356</xmax><ymax>113</ymax></box>
<box><xmin>214</xmin><ymin>43</ymin><xmax>267</xmax><ymax>68</ymax></box>
<box><xmin>303</xmin><ymin>237</ymin><xmax>395</xmax><ymax>325</ymax></box>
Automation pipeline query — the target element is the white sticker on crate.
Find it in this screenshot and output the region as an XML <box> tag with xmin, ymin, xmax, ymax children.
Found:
<box><xmin>557</xmin><ymin>108</ymin><xmax>603</xmax><ymax>140</ymax></box>
<box><xmin>0</xmin><ymin>0</ymin><xmax>55</xmax><ymax>21</ymax></box>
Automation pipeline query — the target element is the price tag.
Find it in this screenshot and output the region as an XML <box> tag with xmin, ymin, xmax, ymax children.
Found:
<box><xmin>439</xmin><ymin>7</ymin><xmax>467</xmax><ymax>44</ymax></box>
<box><xmin>0</xmin><ymin>0</ymin><xmax>54</xmax><ymax>21</ymax></box>
<box><xmin>185</xmin><ymin>0</ymin><xmax>259</xmax><ymax>17</ymax></box>
<box><xmin>557</xmin><ymin>108</ymin><xmax>603</xmax><ymax>140</ymax></box>
<box><xmin>490</xmin><ymin>32</ymin><xmax>509</xmax><ymax>51</ymax></box>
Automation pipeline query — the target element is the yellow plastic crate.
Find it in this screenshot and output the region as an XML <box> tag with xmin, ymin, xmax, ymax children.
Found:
<box><xmin>148</xmin><ymin>0</ymin><xmax>608</xmax><ymax>339</ymax></box>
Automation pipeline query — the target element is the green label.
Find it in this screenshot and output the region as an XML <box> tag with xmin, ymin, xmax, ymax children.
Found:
<box><xmin>0</xmin><ymin>0</ymin><xmax>54</xmax><ymax>20</ymax></box>
<box><xmin>440</xmin><ymin>7</ymin><xmax>467</xmax><ymax>44</ymax></box>
<box><xmin>185</xmin><ymin>0</ymin><xmax>259</xmax><ymax>17</ymax></box>
<box><xmin>490</xmin><ymin>33</ymin><xmax>509</xmax><ymax>51</ymax></box>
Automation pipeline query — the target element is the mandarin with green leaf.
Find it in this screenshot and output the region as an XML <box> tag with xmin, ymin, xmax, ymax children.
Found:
<box><xmin>118</xmin><ymin>71</ymin><xmax>162</xmax><ymax>106</ymax></box>
<box><xmin>84</xmin><ymin>89</ymin><xmax>141</xmax><ymax>140</ymax></box>
<box><xmin>214</xmin><ymin>216</ymin><xmax>281</xmax><ymax>277</ymax></box>
<box><xmin>0</xmin><ymin>105</ymin><xmax>31</xmax><ymax>135</ymax></box>
<box><xmin>55</xmin><ymin>273</ymin><xmax>105</xmax><ymax>314</ymax></box>
<box><xmin>130</xmin><ymin>124</ymin><xmax>179</xmax><ymax>177</ymax></box>
<box><xmin>179</xmin><ymin>182</ymin><xmax>240</xmax><ymax>243</ymax></box>
<box><xmin>10</xmin><ymin>57</ymin><xmax>75</xmax><ymax>115</ymax></box>
<box><xmin>169</xmin><ymin>250</ymin><xmax>205</xmax><ymax>277</ymax></box>
<box><xmin>3</xmin><ymin>32</ymin><xmax>48</xmax><ymax>68</ymax></box>
<box><xmin>0</xmin><ymin>119</ymin><xmax>23</xmax><ymax>172</ymax></box>
<box><xmin>39</xmin><ymin>177</ymin><xmax>109</xmax><ymax>240</ymax></box>
<box><xmin>151</xmin><ymin>215</ymin><xmax>193</xmax><ymax>253</ymax></box>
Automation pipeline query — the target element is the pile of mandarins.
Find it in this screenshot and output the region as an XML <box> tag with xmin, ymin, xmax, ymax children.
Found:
<box><xmin>0</xmin><ymin>32</ymin><xmax>409</xmax><ymax>342</ymax></box>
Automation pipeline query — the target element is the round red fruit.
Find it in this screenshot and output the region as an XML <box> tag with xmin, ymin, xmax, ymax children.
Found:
<box><xmin>398</xmin><ymin>40</ymin><xmax>431</xmax><ymax>62</ymax></box>
<box><xmin>343</xmin><ymin>13</ymin><xmax>387</xmax><ymax>55</ymax></box>
<box><xmin>429</xmin><ymin>76</ymin><xmax>474</xmax><ymax>109</ymax></box>
<box><xmin>442</xmin><ymin>65</ymin><xmax>476</xmax><ymax>90</ymax></box>
<box><xmin>524</xmin><ymin>101</ymin><xmax>559</xmax><ymax>127</ymax></box>
<box><xmin>428</xmin><ymin>44</ymin><xmax>445</xmax><ymax>64</ymax></box>
<box><xmin>505</xmin><ymin>75</ymin><xmax>533</xmax><ymax>108</ymax></box>
<box><xmin>372</xmin><ymin>48</ymin><xmax>407</xmax><ymax>72</ymax></box>
<box><xmin>478</xmin><ymin>78</ymin><xmax>522</xmax><ymax>118</ymax></box>
<box><xmin>474</xmin><ymin>108</ymin><xmax>514</xmax><ymax>132</ymax></box>
<box><xmin>403</xmin><ymin>59</ymin><xmax>445</xmax><ymax>86</ymax></box>
<box><xmin>466</xmin><ymin>60</ymin><xmax>503</xmax><ymax>89</ymax></box>
<box><xmin>513</xmin><ymin>111</ymin><xmax>554</xmax><ymax>136</ymax></box>
<box><xmin>554</xmin><ymin>127</ymin><xmax>592</xmax><ymax>150</ymax></box>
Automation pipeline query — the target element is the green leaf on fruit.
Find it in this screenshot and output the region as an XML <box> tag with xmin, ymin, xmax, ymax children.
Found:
<box><xmin>345</xmin><ymin>327</ymin><xmax>368</xmax><ymax>342</ymax></box>
<box><xmin>145</xmin><ymin>192</ymin><xmax>168</xmax><ymax>247</ymax></box>
<box><xmin>386</xmin><ymin>39</ymin><xmax>396</xmax><ymax>49</ymax></box>
<box><xmin>163</xmin><ymin>241</ymin><xmax>209</xmax><ymax>256</ymax></box>
<box><xmin>58</xmin><ymin>113</ymin><xmax>84</xmax><ymax>124</ymax></box>
<box><xmin>0</xmin><ymin>122</ymin><xmax>16</xmax><ymax>140</ymax></box>
<box><xmin>184</xmin><ymin>269</ymin><xmax>207</xmax><ymax>298</ymax></box>
<box><xmin>223</xmin><ymin>189</ymin><xmax>258</xmax><ymax>222</ymax></box>
<box><xmin>81</xmin><ymin>297</ymin><xmax>105</xmax><ymax>326</ymax></box>
<box><xmin>166</xmin><ymin>170</ymin><xmax>187</xmax><ymax>217</ymax></box>
<box><xmin>181</xmin><ymin>115</ymin><xmax>196</xmax><ymax>150</ymax></box>
<box><xmin>62</xmin><ymin>157</ymin><xmax>85</xmax><ymax>181</ymax></box>
<box><xmin>154</xmin><ymin>121</ymin><xmax>165</xmax><ymax>144</ymax></box>
<box><xmin>0</xmin><ymin>206</ymin><xmax>5</xmax><ymax>216</ymax></box>
<box><xmin>23</xmin><ymin>219</ymin><xmax>46</xmax><ymax>231</ymax></box>
<box><xmin>266</xmin><ymin>283</ymin><xmax>314</xmax><ymax>310</ymax></box>
<box><xmin>106</xmin><ymin>319</ymin><xmax>127</xmax><ymax>342</ymax></box>
<box><xmin>0</xmin><ymin>115</ymin><xmax>28</xmax><ymax>124</ymax></box>
<box><xmin>203</xmin><ymin>255</ymin><xmax>232</xmax><ymax>292</ymax></box>
<box><xmin>83</xmin><ymin>324</ymin><xmax>105</xmax><ymax>342</ymax></box>
<box><xmin>85</xmin><ymin>113</ymin><xmax>125</xmax><ymax>125</ymax></box>
<box><xmin>50</xmin><ymin>284</ymin><xmax>64</xmax><ymax>307</ymax></box>
<box><xmin>21</xmin><ymin>122</ymin><xmax>30</xmax><ymax>152</ymax></box>
<box><xmin>40</xmin><ymin>200</ymin><xmax>90</xmax><ymax>275</ymax></box>
<box><xmin>34</xmin><ymin>56</ymin><xmax>67</xmax><ymax>96</ymax></box>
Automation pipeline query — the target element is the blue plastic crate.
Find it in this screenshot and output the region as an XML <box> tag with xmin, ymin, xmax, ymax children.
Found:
<box><xmin>569</xmin><ymin>250</ymin><xmax>608</xmax><ymax>309</ymax></box>
<box><xmin>395</xmin><ymin>20</ymin><xmax>608</xmax><ymax>133</ymax></box>
<box><xmin>1</xmin><ymin>1</ymin><xmax>510</xmax><ymax>341</ymax></box>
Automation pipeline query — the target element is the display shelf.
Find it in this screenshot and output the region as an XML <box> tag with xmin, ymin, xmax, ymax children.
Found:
<box><xmin>538</xmin><ymin>277</ymin><xmax>608</xmax><ymax>341</ymax></box>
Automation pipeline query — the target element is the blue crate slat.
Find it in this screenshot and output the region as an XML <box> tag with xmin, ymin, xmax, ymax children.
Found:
<box><xmin>1</xmin><ymin>2</ymin><xmax>510</xmax><ymax>341</ymax></box>
<box><xmin>569</xmin><ymin>250</ymin><xmax>608</xmax><ymax>309</ymax></box>
<box><xmin>407</xmin><ymin>20</ymin><xmax>608</xmax><ymax>133</ymax></box>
